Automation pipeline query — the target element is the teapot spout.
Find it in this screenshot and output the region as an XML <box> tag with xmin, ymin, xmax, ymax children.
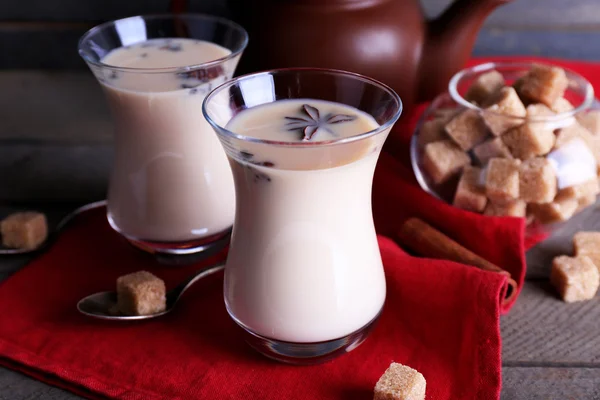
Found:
<box><xmin>418</xmin><ymin>0</ymin><xmax>513</xmax><ymax>102</ymax></box>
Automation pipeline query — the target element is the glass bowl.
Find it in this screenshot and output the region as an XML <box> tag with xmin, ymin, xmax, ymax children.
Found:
<box><xmin>411</xmin><ymin>61</ymin><xmax>598</xmax><ymax>237</ymax></box>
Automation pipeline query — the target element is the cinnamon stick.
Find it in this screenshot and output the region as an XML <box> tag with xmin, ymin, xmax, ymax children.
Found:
<box><xmin>397</xmin><ymin>217</ymin><xmax>518</xmax><ymax>305</ymax></box>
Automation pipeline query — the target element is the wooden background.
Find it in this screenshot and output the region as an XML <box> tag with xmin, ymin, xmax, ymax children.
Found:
<box><xmin>1</xmin><ymin>0</ymin><xmax>600</xmax><ymax>69</ymax></box>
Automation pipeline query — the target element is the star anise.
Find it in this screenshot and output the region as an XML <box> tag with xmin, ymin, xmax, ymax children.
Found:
<box><xmin>285</xmin><ymin>104</ymin><xmax>356</xmax><ymax>141</ymax></box>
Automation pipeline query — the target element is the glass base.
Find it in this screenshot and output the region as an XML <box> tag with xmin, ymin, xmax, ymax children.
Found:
<box><xmin>108</xmin><ymin>218</ymin><xmax>231</xmax><ymax>256</ymax></box>
<box><xmin>233</xmin><ymin>308</ymin><xmax>383</xmax><ymax>365</ymax></box>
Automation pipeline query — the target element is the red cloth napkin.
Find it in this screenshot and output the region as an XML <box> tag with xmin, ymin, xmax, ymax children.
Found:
<box><xmin>0</xmin><ymin>207</ymin><xmax>505</xmax><ymax>399</ymax></box>
<box><xmin>0</xmin><ymin>57</ymin><xmax>597</xmax><ymax>399</ymax></box>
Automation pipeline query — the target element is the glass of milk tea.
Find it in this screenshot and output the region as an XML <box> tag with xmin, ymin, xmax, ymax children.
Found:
<box><xmin>78</xmin><ymin>15</ymin><xmax>248</xmax><ymax>255</ymax></box>
<box><xmin>203</xmin><ymin>69</ymin><xmax>402</xmax><ymax>363</ymax></box>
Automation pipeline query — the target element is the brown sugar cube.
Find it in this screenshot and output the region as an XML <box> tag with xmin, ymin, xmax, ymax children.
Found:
<box><xmin>485</xmin><ymin>158</ymin><xmax>520</xmax><ymax>203</ymax></box>
<box><xmin>465</xmin><ymin>70</ymin><xmax>505</xmax><ymax>105</ymax></box>
<box><xmin>117</xmin><ymin>271</ymin><xmax>166</xmax><ymax>316</ymax></box>
<box><xmin>0</xmin><ymin>212</ymin><xmax>48</xmax><ymax>250</ymax></box>
<box><xmin>473</xmin><ymin>137</ymin><xmax>513</xmax><ymax>165</ymax></box>
<box><xmin>453</xmin><ymin>166</ymin><xmax>487</xmax><ymax>212</ymax></box>
<box><xmin>550</xmin><ymin>256</ymin><xmax>599</xmax><ymax>302</ymax></box>
<box><xmin>417</xmin><ymin>118</ymin><xmax>447</xmax><ymax>147</ymax></box>
<box><xmin>554</xmin><ymin>122</ymin><xmax>591</xmax><ymax>149</ymax></box>
<box><xmin>422</xmin><ymin>140</ymin><xmax>470</xmax><ymax>184</ymax></box>
<box><xmin>552</xmin><ymin>97</ymin><xmax>575</xmax><ymax>114</ymax></box>
<box><xmin>374</xmin><ymin>362</ymin><xmax>426</xmax><ymax>400</ymax></box>
<box><xmin>577</xmin><ymin>110</ymin><xmax>600</xmax><ymax>135</ymax></box>
<box><xmin>519</xmin><ymin>157</ymin><xmax>557</xmax><ymax>203</ymax></box>
<box><xmin>502</xmin><ymin>123</ymin><xmax>555</xmax><ymax>159</ymax></box>
<box><xmin>557</xmin><ymin>179</ymin><xmax>600</xmax><ymax>201</ymax></box>
<box><xmin>581</xmin><ymin>253</ymin><xmax>600</xmax><ymax>273</ymax></box>
<box><xmin>573</xmin><ymin>232</ymin><xmax>600</xmax><ymax>255</ymax></box>
<box><xmin>518</xmin><ymin>64</ymin><xmax>569</xmax><ymax>107</ymax></box>
<box><xmin>484</xmin><ymin>200</ymin><xmax>526</xmax><ymax>217</ymax></box>
<box><xmin>444</xmin><ymin>109</ymin><xmax>488</xmax><ymax>151</ymax></box>
<box><xmin>433</xmin><ymin>108</ymin><xmax>459</xmax><ymax>123</ymax></box>
<box><xmin>482</xmin><ymin>87</ymin><xmax>527</xmax><ymax>136</ymax></box>
<box><xmin>527</xmin><ymin>103</ymin><xmax>555</xmax><ymax>118</ymax></box>
<box><xmin>578</xmin><ymin>194</ymin><xmax>597</xmax><ymax>211</ymax></box>
<box><xmin>529</xmin><ymin>197</ymin><xmax>579</xmax><ymax>224</ymax></box>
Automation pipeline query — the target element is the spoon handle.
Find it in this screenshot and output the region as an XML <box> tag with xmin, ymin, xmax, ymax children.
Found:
<box><xmin>170</xmin><ymin>263</ymin><xmax>225</xmax><ymax>304</ymax></box>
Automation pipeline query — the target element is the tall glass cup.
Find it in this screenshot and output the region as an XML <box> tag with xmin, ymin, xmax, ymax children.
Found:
<box><xmin>78</xmin><ymin>15</ymin><xmax>248</xmax><ymax>255</ymax></box>
<box><xmin>203</xmin><ymin>69</ymin><xmax>402</xmax><ymax>363</ymax></box>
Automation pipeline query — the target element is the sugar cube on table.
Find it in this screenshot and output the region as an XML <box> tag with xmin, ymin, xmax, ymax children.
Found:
<box><xmin>453</xmin><ymin>166</ymin><xmax>487</xmax><ymax>212</ymax></box>
<box><xmin>117</xmin><ymin>271</ymin><xmax>166</xmax><ymax>316</ymax></box>
<box><xmin>577</xmin><ymin>110</ymin><xmax>600</xmax><ymax>135</ymax></box>
<box><xmin>552</xmin><ymin>97</ymin><xmax>575</xmax><ymax>114</ymax></box>
<box><xmin>422</xmin><ymin>140</ymin><xmax>470</xmax><ymax>184</ymax></box>
<box><xmin>473</xmin><ymin>137</ymin><xmax>513</xmax><ymax>165</ymax></box>
<box><xmin>417</xmin><ymin>118</ymin><xmax>447</xmax><ymax>148</ymax></box>
<box><xmin>529</xmin><ymin>197</ymin><xmax>579</xmax><ymax>224</ymax></box>
<box><xmin>517</xmin><ymin>64</ymin><xmax>569</xmax><ymax>107</ymax></box>
<box><xmin>550</xmin><ymin>255</ymin><xmax>599</xmax><ymax>302</ymax></box>
<box><xmin>483</xmin><ymin>200</ymin><xmax>526</xmax><ymax>217</ymax></box>
<box><xmin>482</xmin><ymin>87</ymin><xmax>527</xmax><ymax>136</ymax></box>
<box><xmin>465</xmin><ymin>70</ymin><xmax>505</xmax><ymax>105</ymax></box>
<box><xmin>0</xmin><ymin>212</ymin><xmax>48</xmax><ymax>250</ymax></box>
<box><xmin>485</xmin><ymin>158</ymin><xmax>520</xmax><ymax>203</ymax></box>
<box><xmin>519</xmin><ymin>157</ymin><xmax>557</xmax><ymax>203</ymax></box>
<box><xmin>374</xmin><ymin>362</ymin><xmax>426</xmax><ymax>400</ymax></box>
<box><xmin>573</xmin><ymin>232</ymin><xmax>600</xmax><ymax>255</ymax></box>
<box><xmin>502</xmin><ymin>122</ymin><xmax>555</xmax><ymax>160</ymax></box>
<box><xmin>444</xmin><ymin>109</ymin><xmax>488</xmax><ymax>151</ymax></box>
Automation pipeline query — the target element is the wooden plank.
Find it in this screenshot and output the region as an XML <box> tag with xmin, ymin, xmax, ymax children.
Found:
<box><xmin>501</xmin><ymin>281</ymin><xmax>600</xmax><ymax>364</ymax></box>
<box><xmin>474</xmin><ymin>28</ymin><xmax>600</xmax><ymax>61</ymax></box>
<box><xmin>0</xmin><ymin>71</ymin><xmax>111</xmax><ymax>143</ymax></box>
<box><xmin>502</xmin><ymin>367</ymin><xmax>600</xmax><ymax>400</ymax></box>
<box><xmin>0</xmin><ymin>0</ymin><xmax>227</xmax><ymax>22</ymax></box>
<box><xmin>0</xmin><ymin>368</ymin><xmax>80</xmax><ymax>399</ymax></box>
<box><xmin>422</xmin><ymin>0</ymin><xmax>600</xmax><ymax>27</ymax></box>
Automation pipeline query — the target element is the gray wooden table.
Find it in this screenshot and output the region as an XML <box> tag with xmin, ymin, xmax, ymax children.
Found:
<box><xmin>1</xmin><ymin>72</ymin><xmax>600</xmax><ymax>399</ymax></box>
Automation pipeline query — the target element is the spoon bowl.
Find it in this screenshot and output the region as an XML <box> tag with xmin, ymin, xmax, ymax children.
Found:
<box><xmin>77</xmin><ymin>263</ymin><xmax>225</xmax><ymax>320</ymax></box>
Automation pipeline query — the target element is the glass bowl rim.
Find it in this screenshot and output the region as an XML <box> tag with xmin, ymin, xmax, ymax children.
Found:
<box><xmin>77</xmin><ymin>13</ymin><xmax>249</xmax><ymax>74</ymax></box>
<box><xmin>202</xmin><ymin>67</ymin><xmax>403</xmax><ymax>148</ymax></box>
<box><xmin>448</xmin><ymin>61</ymin><xmax>595</xmax><ymax>122</ymax></box>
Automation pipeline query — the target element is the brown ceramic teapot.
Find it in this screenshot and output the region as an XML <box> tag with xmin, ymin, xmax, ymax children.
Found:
<box><xmin>232</xmin><ymin>0</ymin><xmax>513</xmax><ymax>114</ymax></box>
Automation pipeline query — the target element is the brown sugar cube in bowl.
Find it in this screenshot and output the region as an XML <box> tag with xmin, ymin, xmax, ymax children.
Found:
<box><xmin>502</xmin><ymin>123</ymin><xmax>555</xmax><ymax>160</ymax></box>
<box><xmin>374</xmin><ymin>362</ymin><xmax>426</xmax><ymax>400</ymax></box>
<box><xmin>422</xmin><ymin>140</ymin><xmax>470</xmax><ymax>184</ymax></box>
<box><xmin>550</xmin><ymin>256</ymin><xmax>599</xmax><ymax>302</ymax></box>
<box><xmin>552</xmin><ymin>97</ymin><xmax>575</xmax><ymax>114</ymax></box>
<box><xmin>482</xmin><ymin>87</ymin><xmax>527</xmax><ymax>136</ymax></box>
<box><xmin>117</xmin><ymin>271</ymin><xmax>166</xmax><ymax>316</ymax></box>
<box><xmin>554</xmin><ymin>123</ymin><xmax>592</xmax><ymax>149</ymax></box>
<box><xmin>485</xmin><ymin>158</ymin><xmax>520</xmax><ymax>203</ymax></box>
<box><xmin>0</xmin><ymin>212</ymin><xmax>48</xmax><ymax>250</ymax></box>
<box><xmin>577</xmin><ymin>110</ymin><xmax>600</xmax><ymax>135</ymax></box>
<box><xmin>557</xmin><ymin>179</ymin><xmax>600</xmax><ymax>201</ymax></box>
<box><xmin>465</xmin><ymin>69</ymin><xmax>505</xmax><ymax>105</ymax></box>
<box><xmin>484</xmin><ymin>200</ymin><xmax>527</xmax><ymax>217</ymax></box>
<box><xmin>519</xmin><ymin>157</ymin><xmax>557</xmax><ymax>203</ymax></box>
<box><xmin>417</xmin><ymin>118</ymin><xmax>447</xmax><ymax>147</ymax></box>
<box><xmin>453</xmin><ymin>166</ymin><xmax>487</xmax><ymax>212</ymax></box>
<box><xmin>473</xmin><ymin>137</ymin><xmax>513</xmax><ymax>165</ymax></box>
<box><xmin>518</xmin><ymin>64</ymin><xmax>569</xmax><ymax>107</ymax></box>
<box><xmin>444</xmin><ymin>109</ymin><xmax>488</xmax><ymax>151</ymax></box>
<box><xmin>529</xmin><ymin>197</ymin><xmax>579</xmax><ymax>224</ymax></box>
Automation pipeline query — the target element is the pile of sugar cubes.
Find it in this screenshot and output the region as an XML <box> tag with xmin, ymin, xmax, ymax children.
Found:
<box><xmin>420</xmin><ymin>64</ymin><xmax>600</xmax><ymax>225</ymax></box>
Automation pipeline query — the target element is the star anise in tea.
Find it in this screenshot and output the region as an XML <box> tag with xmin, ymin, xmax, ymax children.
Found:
<box><xmin>285</xmin><ymin>104</ymin><xmax>356</xmax><ymax>141</ymax></box>
<box><xmin>176</xmin><ymin>65</ymin><xmax>224</xmax><ymax>82</ymax></box>
<box><xmin>159</xmin><ymin>42</ymin><xmax>182</xmax><ymax>52</ymax></box>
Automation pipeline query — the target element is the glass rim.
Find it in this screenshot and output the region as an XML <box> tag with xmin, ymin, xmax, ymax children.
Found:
<box><xmin>448</xmin><ymin>61</ymin><xmax>595</xmax><ymax>122</ymax></box>
<box><xmin>77</xmin><ymin>13</ymin><xmax>249</xmax><ymax>74</ymax></box>
<box><xmin>202</xmin><ymin>68</ymin><xmax>403</xmax><ymax>148</ymax></box>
